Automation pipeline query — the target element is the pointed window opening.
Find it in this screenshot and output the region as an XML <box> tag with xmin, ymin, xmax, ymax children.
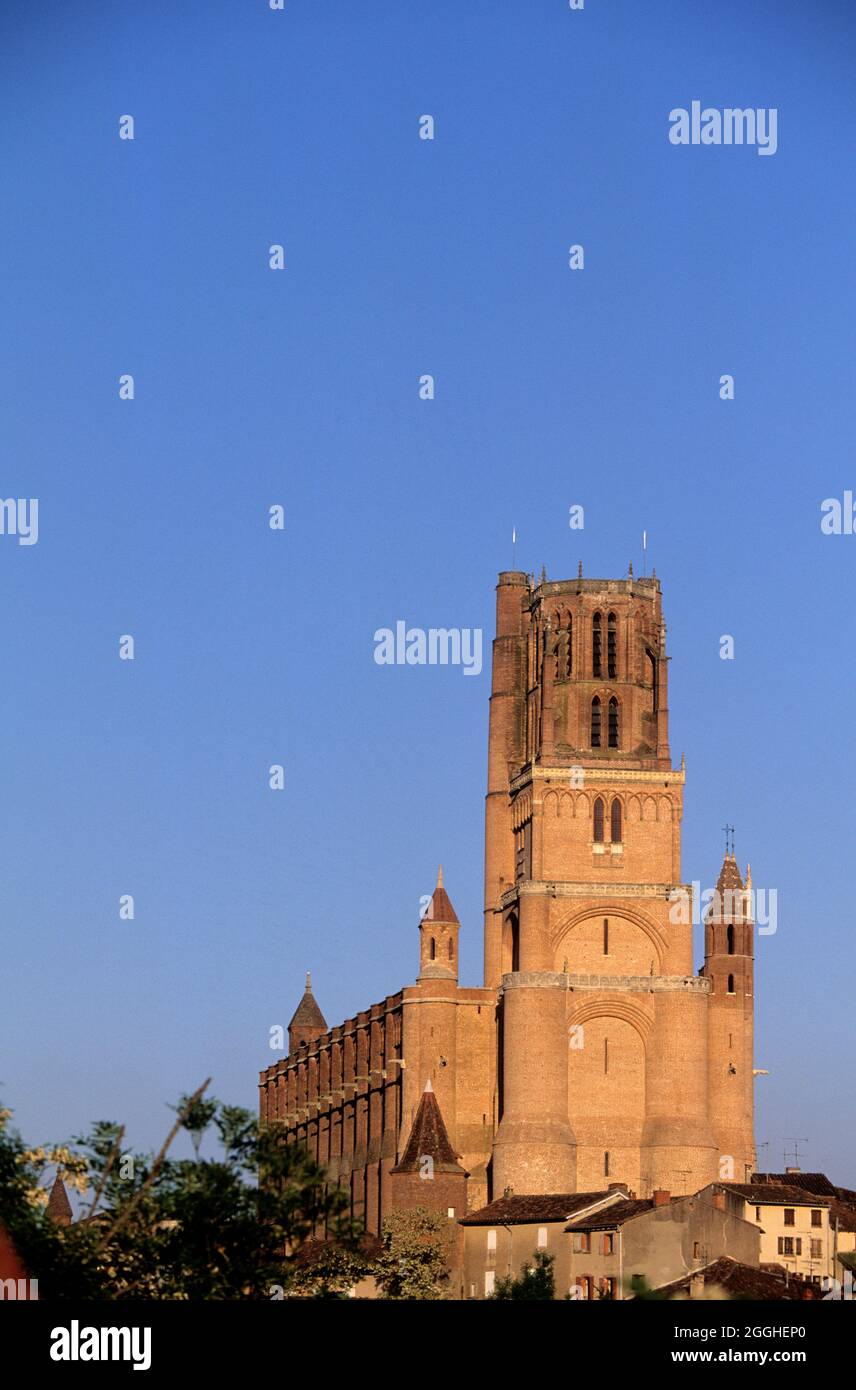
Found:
<box><xmin>430</xmin><ymin>938</ymin><xmax>436</xmax><ymax>961</ymax></box>
<box><xmin>647</xmin><ymin>649</ymin><xmax>658</xmax><ymax>714</ymax></box>
<box><xmin>608</xmin><ymin>697</ymin><xmax>619</xmax><ymax>748</ymax></box>
<box><xmin>448</xmin><ymin>938</ymin><xmax>454</xmax><ymax>960</ymax></box>
<box><xmin>593</xmin><ymin>797</ymin><xmax>605</xmax><ymax>843</ymax></box>
<box><xmin>566</xmin><ymin>614</ymin><xmax>573</xmax><ymax>677</ymax></box>
<box><xmin>592</xmin><ymin>612</ymin><xmax>602</xmax><ymax>677</ymax></box>
<box><xmin>591</xmin><ymin>696</ymin><xmax>602</xmax><ymax>748</ymax></box>
<box><xmin>727</xmin><ymin>924</ymin><xmax>735</xmax><ymax>955</ymax></box>
<box><xmin>610</xmin><ymin>799</ymin><xmax>622</xmax><ymax>843</ymax></box>
<box><xmin>727</xmin><ymin>973</ymin><xmax>735</xmax><ymax>994</ymax></box>
<box><xmin>603</xmin><ymin>917</ymin><xmax>609</xmax><ymax>955</ymax></box>
<box><xmin>607</xmin><ymin>612</ymin><xmax>617</xmax><ymax>679</ymax></box>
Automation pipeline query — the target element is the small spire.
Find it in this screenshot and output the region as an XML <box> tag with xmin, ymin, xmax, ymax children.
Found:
<box><xmin>680</xmin><ymin>752</ymin><xmax>686</xmax><ymax>771</ymax></box>
<box><xmin>305</xmin><ymin>971</ymin><xmax>312</xmax><ymax>992</ymax></box>
<box><xmin>436</xmin><ymin>865</ymin><xmax>444</xmax><ymax>889</ymax></box>
<box><xmin>577</xmin><ymin>560</ymin><xmax>583</xmax><ymax>578</ymax></box>
<box><xmin>628</xmin><ymin>561</ymin><xmax>634</xmax><ymax>577</ymax></box>
<box><xmin>424</xmin><ymin>1077</ymin><xmax>434</xmax><ymax>1093</ymax></box>
<box><xmin>745</xmin><ymin>863</ymin><xmax>752</xmax><ymax>890</ymax></box>
<box><xmin>46</xmin><ymin>1173</ymin><xmax>73</xmax><ymax>1227</ymax></box>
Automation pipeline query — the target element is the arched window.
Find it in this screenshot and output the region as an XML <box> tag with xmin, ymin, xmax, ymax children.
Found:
<box><xmin>727</xmin><ymin>973</ymin><xmax>735</xmax><ymax>994</ymax></box>
<box><xmin>430</xmin><ymin>937</ymin><xmax>436</xmax><ymax>960</ymax></box>
<box><xmin>610</xmin><ymin>799</ymin><xmax>622</xmax><ymax>843</ymax></box>
<box><xmin>592</xmin><ymin>612</ymin><xmax>602</xmax><ymax>677</ymax></box>
<box><xmin>647</xmin><ymin>649</ymin><xmax>658</xmax><ymax>714</ymax></box>
<box><xmin>608</xmin><ymin>697</ymin><xmax>619</xmax><ymax>748</ymax></box>
<box><xmin>448</xmin><ymin>937</ymin><xmax>454</xmax><ymax>960</ymax></box>
<box><xmin>607</xmin><ymin>612</ymin><xmax>617</xmax><ymax>679</ymax></box>
<box><xmin>727</xmin><ymin>924</ymin><xmax>735</xmax><ymax>955</ymax></box>
<box><xmin>591</xmin><ymin>696</ymin><xmax>602</xmax><ymax>748</ymax></box>
<box><xmin>593</xmin><ymin>797</ymin><xmax>605</xmax><ymax>843</ymax></box>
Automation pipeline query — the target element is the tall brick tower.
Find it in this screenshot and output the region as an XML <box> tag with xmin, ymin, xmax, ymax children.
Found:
<box><xmin>486</xmin><ymin>566</ymin><xmax>722</xmax><ymax>1197</ymax></box>
<box><xmin>701</xmin><ymin>855</ymin><xmax>756</xmax><ymax>1182</ymax></box>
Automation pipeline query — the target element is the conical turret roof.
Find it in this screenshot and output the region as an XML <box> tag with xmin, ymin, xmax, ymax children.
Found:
<box><xmin>424</xmin><ymin>866</ymin><xmax>459</xmax><ymax>924</ymax></box>
<box><xmin>391</xmin><ymin>1079</ymin><xmax>467</xmax><ymax>1175</ymax></box>
<box><xmin>288</xmin><ymin>972</ymin><xmax>327</xmax><ymax>1037</ymax></box>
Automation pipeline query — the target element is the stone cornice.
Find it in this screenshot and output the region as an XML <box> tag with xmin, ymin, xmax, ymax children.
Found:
<box><xmin>500</xmin><ymin>881</ymin><xmax>687</xmax><ymax>908</ymax></box>
<box><xmin>509</xmin><ymin>766</ymin><xmax>685</xmax><ymax>794</ymax></box>
<box><xmin>500</xmin><ymin>970</ymin><xmax>710</xmax><ymax>994</ymax></box>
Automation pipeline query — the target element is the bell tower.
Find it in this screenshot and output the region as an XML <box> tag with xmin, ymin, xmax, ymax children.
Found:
<box><xmin>487</xmin><ymin>565</ymin><xmax>720</xmax><ymax>1198</ymax></box>
<box><xmin>701</xmin><ymin>852</ymin><xmax>756</xmax><ymax>1182</ymax></box>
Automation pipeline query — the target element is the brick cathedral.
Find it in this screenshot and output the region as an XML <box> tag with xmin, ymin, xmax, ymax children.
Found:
<box><xmin>259</xmin><ymin>567</ymin><xmax>756</xmax><ymax>1228</ymax></box>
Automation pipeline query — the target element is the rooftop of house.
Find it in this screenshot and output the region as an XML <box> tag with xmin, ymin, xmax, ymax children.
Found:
<box><xmin>565</xmin><ymin>1198</ymin><xmax>663</xmax><ymax>1231</ymax></box>
<box><xmin>459</xmin><ymin>1190</ymin><xmax>627</xmax><ymax>1227</ymax></box>
<box><xmin>754</xmin><ymin>1171</ymin><xmax>856</xmax><ymax>1202</ymax></box>
<box><xmin>723</xmin><ymin>1182</ymin><xmax>833</xmax><ymax>1206</ymax></box>
<box><xmin>652</xmin><ymin>1257</ymin><xmax>816</xmax><ymax>1302</ymax></box>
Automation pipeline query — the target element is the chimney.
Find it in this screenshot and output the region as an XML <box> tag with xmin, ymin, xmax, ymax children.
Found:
<box><xmin>713</xmin><ymin>1191</ymin><xmax>726</xmax><ymax>1211</ymax></box>
<box><xmin>653</xmin><ymin>1189</ymin><xmax>671</xmax><ymax>1207</ymax></box>
<box><xmin>785</xmin><ymin>1166</ymin><xmax>801</xmax><ymax>1175</ymax></box>
<box><xmin>690</xmin><ymin>1273</ymin><xmax>705</xmax><ymax>1299</ymax></box>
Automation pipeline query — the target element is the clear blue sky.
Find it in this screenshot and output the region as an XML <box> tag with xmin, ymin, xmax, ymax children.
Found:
<box><xmin>1</xmin><ymin>0</ymin><xmax>853</xmax><ymax>1179</ymax></box>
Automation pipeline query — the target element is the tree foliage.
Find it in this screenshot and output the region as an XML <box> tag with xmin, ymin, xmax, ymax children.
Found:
<box><xmin>491</xmin><ymin>1248</ymin><xmax>555</xmax><ymax>1300</ymax></box>
<box><xmin>0</xmin><ymin>1090</ymin><xmax>359</xmax><ymax>1300</ymax></box>
<box><xmin>373</xmin><ymin>1207</ymin><xmax>452</xmax><ymax>1300</ymax></box>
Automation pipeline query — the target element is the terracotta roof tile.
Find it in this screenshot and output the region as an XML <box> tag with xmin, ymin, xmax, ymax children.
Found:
<box><xmin>724</xmin><ymin>1182</ymin><xmax>830</xmax><ymax>1205</ymax></box>
<box><xmin>753</xmin><ymin>1171</ymin><xmax>837</xmax><ymax>1197</ymax></box>
<box><xmin>565</xmin><ymin>1198</ymin><xmax>655</xmax><ymax>1230</ymax></box>
<box><xmin>460</xmin><ymin>1191</ymin><xmax>618</xmax><ymax>1226</ymax></box>
<box><xmin>653</xmin><ymin>1257</ymin><xmax>814</xmax><ymax>1301</ymax></box>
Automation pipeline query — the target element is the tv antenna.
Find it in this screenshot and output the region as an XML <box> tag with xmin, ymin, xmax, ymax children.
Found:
<box><xmin>783</xmin><ymin>1137</ymin><xmax>809</xmax><ymax>1169</ymax></box>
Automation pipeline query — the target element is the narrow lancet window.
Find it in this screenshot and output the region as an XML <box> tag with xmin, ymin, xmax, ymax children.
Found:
<box><xmin>592</xmin><ymin>612</ymin><xmax>602</xmax><ymax>677</ymax></box>
<box><xmin>607</xmin><ymin>612</ymin><xmax>617</xmax><ymax>679</ymax></box>
<box><xmin>608</xmin><ymin>697</ymin><xmax>619</xmax><ymax>748</ymax></box>
<box><xmin>591</xmin><ymin>696</ymin><xmax>602</xmax><ymax>748</ymax></box>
